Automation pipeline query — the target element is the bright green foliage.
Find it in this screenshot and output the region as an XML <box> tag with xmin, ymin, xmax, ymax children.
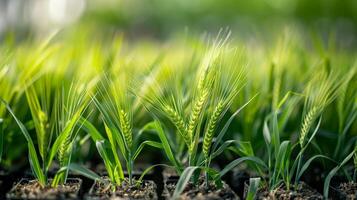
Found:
<box><xmin>0</xmin><ymin>26</ymin><xmax>356</xmax><ymax>199</ymax></box>
<box><xmin>0</xmin><ymin>38</ymin><xmax>96</xmax><ymax>186</ymax></box>
<box><xmin>83</xmin><ymin>71</ymin><xmax>166</xmax><ymax>187</ymax></box>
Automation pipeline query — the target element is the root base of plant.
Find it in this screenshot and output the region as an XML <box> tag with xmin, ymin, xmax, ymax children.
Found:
<box><xmin>88</xmin><ymin>177</ymin><xmax>157</xmax><ymax>200</ymax></box>
<box><xmin>164</xmin><ymin>178</ymin><xmax>238</xmax><ymax>200</ymax></box>
<box><xmin>255</xmin><ymin>182</ymin><xmax>323</xmax><ymax>200</ymax></box>
<box><xmin>6</xmin><ymin>178</ymin><xmax>81</xmax><ymax>200</ymax></box>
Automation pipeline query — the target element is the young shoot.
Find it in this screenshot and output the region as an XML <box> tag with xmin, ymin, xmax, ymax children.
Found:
<box><xmin>1</xmin><ymin>75</ymin><xmax>92</xmax><ymax>187</ymax></box>
<box><xmin>82</xmin><ymin>73</ymin><xmax>165</xmax><ymax>188</ymax></box>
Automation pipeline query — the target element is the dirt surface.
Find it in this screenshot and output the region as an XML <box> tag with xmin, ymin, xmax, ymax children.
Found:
<box><xmin>87</xmin><ymin>177</ymin><xmax>157</xmax><ymax>200</ymax></box>
<box><xmin>164</xmin><ymin>178</ymin><xmax>239</xmax><ymax>200</ymax></box>
<box><xmin>336</xmin><ymin>182</ymin><xmax>357</xmax><ymax>199</ymax></box>
<box><xmin>254</xmin><ymin>182</ymin><xmax>323</xmax><ymax>200</ymax></box>
<box><xmin>6</xmin><ymin>178</ymin><xmax>81</xmax><ymax>200</ymax></box>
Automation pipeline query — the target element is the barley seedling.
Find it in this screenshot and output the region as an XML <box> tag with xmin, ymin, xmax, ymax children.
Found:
<box><xmin>141</xmin><ymin>54</ymin><xmax>214</xmax><ymax>158</ymax></box>
<box><xmin>2</xmin><ymin>75</ymin><xmax>93</xmax><ymax>187</ymax></box>
<box><xmin>295</xmin><ymin>66</ymin><xmax>343</xmax><ymax>189</ymax></box>
<box><xmin>299</xmin><ymin>68</ymin><xmax>342</xmax><ymax>148</ymax></box>
<box><xmin>83</xmin><ymin>72</ymin><xmax>168</xmax><ymax>187</ymax></box>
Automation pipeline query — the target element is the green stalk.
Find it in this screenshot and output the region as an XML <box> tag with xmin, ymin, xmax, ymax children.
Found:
<box><xmin>204</xmin><ymin>157</ymin><xmax>211</xmax><ymax>188</ymax></box>
<box><xmin>188</xmin><ymin>152</ymin><xmax>192</xmax><ymax>167</ymax></box>
<box><xmin>294</xmin><ymin>153</ymin><xmax>303</xmax><ymax>187</ymax></box>
<box><xmin>0</xmin><ymin>118</ymin><xmax>3</xmax><ymax>163</ymax></box>
<box><xmin>127</xmin><ymin>152</ymin><xmax>133</xmax><ymax>185</ymax></box>
<box><xmin>334</xmin><ymin>134</ymin><xmax>344</xmax><ymax>159</ymax></box>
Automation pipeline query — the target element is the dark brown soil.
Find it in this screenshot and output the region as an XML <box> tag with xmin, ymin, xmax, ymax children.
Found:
<box><xmin>6</xmin><ymin>178</ymin><xmax>81</xmax><ymax>200</ymax></box>
<box><xmin>163</xmin><ymin>178</ymin><xmax>239</xmax><ymax>200</ymax></box>
<box><xmin>87</xmin><ymin>177</ymin><xmax>157</xmax><ymax>200</ymax></box>
<box><xmin>335</xmin><ymin>182</ymin><xmax>357</xmax><ymax>199</ymax></box>
<box><xmin>162</xmin><ymin>167</ymin><xmax>179</xmax><ymax>181</ymax></box>
<box><xmin>254</xmin><ymin>182</ymin><xmax>323</xmax><ymax>200</ymax></box>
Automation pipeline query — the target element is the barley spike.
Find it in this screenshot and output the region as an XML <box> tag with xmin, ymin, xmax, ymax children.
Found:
<box><xmin>119</xmin><ymin>109</ymin><xmax>133</xmax><ymax>149</ymax></box>
<box><xmin>187</xmin><ymin>89</ymin><xmax>209</xmax><ymax>141</ymax></box>
<box><xmin>299</xmin><ymin>106</ymin><xmax>320</xmax><ymax>148</ymax></box>
<box><xmin>164</xmin><ymin>105</ymin><xmax>190</xmax><ymax>147</ymax></box>
<box><xmin>203</xmin><ymin>100</ymin><xmax>224</xmax><ymax>158</ymax></box>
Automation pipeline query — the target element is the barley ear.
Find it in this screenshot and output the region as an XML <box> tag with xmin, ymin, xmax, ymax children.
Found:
<box><xmin>119</xmin><ymin>109</ymin><xmax>133</xmax><ymax>150</ymax></box>
<box><xmin>163</xmin><ymin>105</ymin><xmax>190</xmax><ymax>147</ymax></box>
<box><xmin>203</xmin><ymin>100</ymin><xmax>224</xmax><ymax>158</ymax></box>
<box><xmin>58</xmin><ymin>133</ymin><xmax>72</xmax><ymax>166</ymax></box>
<box><xmin>299</xmin><ymin>106</ymin><xmax>319</xmax><ymax>148</ymax></box>
<box><xmin>187</xmin><ymin>89</ymin><xmax>209</xmax><ymax>141</ymax></box>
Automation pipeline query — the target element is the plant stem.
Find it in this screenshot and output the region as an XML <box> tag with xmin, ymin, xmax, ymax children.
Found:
<box><xmin>128</xmin><ymin>152</ymin><xmax>133</xmax><ymax>186</ymax></box>
<box><xmin>294</xmin><ymin>154</ymin><xmax>303</xmax><ymax>186</ymax></box>
<box><xmin>333</xmin><ymin>134</ymin><xmax>345</xmax><ymax>160</ymax></box>
<box><xmin>204</xmin><ymin>158</ymin><xmax>210</xmax><ymax>188</ymax></box>
<box><xmin>0</xmin><ymin>118</ymin><xmax>3</xmax><ymax>163</ymax></box>
<box><xmin>188</xmin><ymin>148</ymin><xmax>193</xmax><ymax>167</ymax></box>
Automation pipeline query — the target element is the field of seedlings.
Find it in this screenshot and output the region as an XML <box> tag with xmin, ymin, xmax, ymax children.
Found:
<box><xmin>0</xmin><ymin>0</ymin><xmax>357</xmax><ymax>200</ymax></box>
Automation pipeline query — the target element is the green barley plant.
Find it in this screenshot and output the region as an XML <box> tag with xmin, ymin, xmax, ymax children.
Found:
<box><xmin>142</xmin><ymin>33</ymin><xmax>229</xmax><ymax>167</ymax></box>
<box><xmin>333</xmin><ymin>66</ymin><xmax>357</xmax><ymax>160</ymax></box>
<box><xmin>324</xmin><ymin>146</ymin><xmax>357</xmax><ymax>198</ymax></box>
<box><xmin>141</xmin><ymin>34</ymin><xmax>267</xmax><ymax>197</ymax></box>
<box><xmin>299</xmin><ymin>64</ymin><xmax>344</xmax><ymax>147</ymax></box>
<box><xmin>323</xmin><ymin>73</ymin><xmax>357</xmax><ymax>197</ymax></box>
<box><xmin>81</xmin><ymin>73</ymin><xmax>166</xmax><ymax>187</ymax></box>
<box><xmin>1</xmin><ymin>25</ymin><xmax>357</xmax><ymax>200</ymax></box>
<box><xmin>259</xmin><ymin>97</ymin><xmax>316</xmax><ymax>193</ymax></box>
<box><xmin>0</xmin><ymin>37</ymin><xmax>58</xmax><ymax>168</ymax></box>
<box><xmin>201</xmin><ymin>50</ymin><xmax>247</xmax><ymax>178</ymax></box>
<box><xmin>255</xmin><ymin>62</ymin><xmax>343</xmax><ymax>194</ymax></box>
<box><xmin>294</xmin><ymin>65</ymin><xmax>343</xmax><ymax>184</ymax></box>
<box><xmin>0</xmin><ymin>54</ymin><xmax>14</xmax><ymax>163</ymax></box>
<box><xmin>0</xmin><ymin>73</ymin><xmax>94</xmax><ymax>187</ymax></box>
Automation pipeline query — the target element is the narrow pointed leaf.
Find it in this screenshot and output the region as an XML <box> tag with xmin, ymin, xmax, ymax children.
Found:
<box><xmin>324</xmin><ymin>150</ymin><xmax>355</xmax><ymax>198</ymax></box>
<box><xmin>173</xmin><ymin>167</ymin><xmax>200</xmax><ymax>199</ymax></box>
<box><xmin>0</xmin><ymin>99</ymin><xmax>46</xmax><ymax>185</ymax></box>
<box><xmin>133</xmin><ymin>140</ymin><xmax>162</xmax><ymax>161</ymax></box>
<box><xmin>246</xmin><ymin>178</ymin><xmax>261</xmax><ymax>200</ymax></box>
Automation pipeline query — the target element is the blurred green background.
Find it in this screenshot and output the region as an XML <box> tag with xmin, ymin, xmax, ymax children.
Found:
<box><xmin>0</xmin><ymin>0</ymin><xmax>357</xmax><ymax>49</ymax></box>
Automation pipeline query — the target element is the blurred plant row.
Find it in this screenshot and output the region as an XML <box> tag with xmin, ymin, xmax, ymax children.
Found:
<box><xmin>0</xmin><ymin>28</ymin><xmax>356</xmax><ymax>199</ymax></box>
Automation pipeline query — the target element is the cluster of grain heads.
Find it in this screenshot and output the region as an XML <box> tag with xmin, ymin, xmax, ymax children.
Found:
<box><xmin>0</xmin><ymin>28</ymin><xmax>357</xmax><ymax>200</ymax></box>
